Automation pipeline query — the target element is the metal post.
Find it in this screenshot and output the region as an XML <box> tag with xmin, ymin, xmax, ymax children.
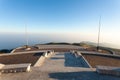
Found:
<box><xmin>97</xmin><ymin>16</ymin><xmax>101</xmax><ymax>51</ymax></box>
<box><xmin>25</xmin><ymin>23</ymin><xmax>28</xmax><ymax>48</ymax></box>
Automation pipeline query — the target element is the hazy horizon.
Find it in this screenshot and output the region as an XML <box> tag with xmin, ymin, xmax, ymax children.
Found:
<box><xmin>0</xmin><ymin>0</ymin><xmax>120</xmax><ymax>49</ymax></box>
<box><xmin>0</xmin><ymin>32</ymin><xmax>120</xmax><ymax>49</ymax></box>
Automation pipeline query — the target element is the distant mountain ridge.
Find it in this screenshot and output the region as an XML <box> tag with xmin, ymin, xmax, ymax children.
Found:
<box><xmin>36</xmin><ymin>41</ymin><xmax>120</xmax><ymax>49</ymax></box>
<box><xmin>81</xmin><ymin>41</ymin><xmax>120</xmax><ymax>49</ymax></box>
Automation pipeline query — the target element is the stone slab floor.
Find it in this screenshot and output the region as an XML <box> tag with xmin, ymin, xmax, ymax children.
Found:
<box><xmin>0</xmin><ymin>52</ymin><xmax>120</xmax><ymax>80</ymax></box>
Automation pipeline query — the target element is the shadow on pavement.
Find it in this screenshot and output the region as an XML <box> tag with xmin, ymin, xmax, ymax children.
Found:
<box><xmin>64</xmin><ymin>53</ymin><xmax>87</xmax><ymax>67</ymax></box>
<box><xmin>49</xmin><ymin>71</ymin><xmax>119</xmax><ymax>80</ymax></box>
<box><xmin>51</xmin><ymin>57</ymin><xmax>65</xmax><ymax>60</ymax></box>
<box><xmin>49</xmin><ymin>71</ymin><xmax>98</xmax><ymax>80</ymax></box>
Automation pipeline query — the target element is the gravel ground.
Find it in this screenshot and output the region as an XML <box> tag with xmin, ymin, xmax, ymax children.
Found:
<box><xmin>0</xmin><ymin>52</ymin><xmax>120</xmax><ymax>80</ymax></box>
<box><xmin>82</xmin><ymin>54</ymin><xmax>120</xmax><ymax>67</ymax></box>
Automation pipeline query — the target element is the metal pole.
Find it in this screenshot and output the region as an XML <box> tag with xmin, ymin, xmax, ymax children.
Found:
<box><xmin>97</xmin><ymin>16</ymin><xmax>101</xmax><ymax>51</ymax></box>
<box><xmin>25</xmin><ymin>23</ymin><xmax>28</xmax><ymax>48</ymax></box>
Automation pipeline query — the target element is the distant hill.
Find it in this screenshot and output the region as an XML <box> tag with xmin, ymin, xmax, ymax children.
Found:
<box><xmin>0</xmin><ymin>49</ymin><xmax>12</xmax><ymax>54</ymax></box>
<box><xmin>79</xmin><ymin>41</ymin><xmax>120</xmax><ymax>49</ymax></box>
<box><xmin>79</xmin><ymin>41</ymin><xmax>97</xmax><ymax>46</ymax></box>
<box><xmin>37</xmin><ymin>41</ymin><xmax>120</xmax><ymax>49</ymax></box>
<box><xmin>45</xmin><ymin>42</ymin><xmax>72</xmax><ymax>45</ymax></box>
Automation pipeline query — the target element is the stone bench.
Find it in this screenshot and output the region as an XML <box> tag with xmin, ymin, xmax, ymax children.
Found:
<box><xmin>96</xmin><ymin>65</ymin><xmax>120</xmax><ymax>76</ymax></box>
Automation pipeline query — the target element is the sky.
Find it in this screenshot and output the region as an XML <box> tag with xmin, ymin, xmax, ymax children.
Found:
<box><xmin>0</xmin><ymin>0</ymin><xmax>120</xmax><ymax>49</ymax></box>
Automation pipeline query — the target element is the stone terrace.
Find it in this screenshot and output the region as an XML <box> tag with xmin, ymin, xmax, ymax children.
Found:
<box><xmin>0</xmin><ymin>52</ymin><xmax>119</xmax><ymax>80</ymax></box>
<box><xmin>13</xmin><ymin>45</ymin><xmax>84</xmax><ymax>53</ymax></box>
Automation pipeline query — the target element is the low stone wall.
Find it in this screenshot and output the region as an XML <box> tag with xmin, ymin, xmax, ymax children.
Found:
<box><xmin>96</xmin><ymin>65</ymin><xmax>120</xmax><ymax>76</ymax></box>
<box><xmin>81</xmin><ymin>54</ymin><xmax>92</xmax><ymax>68</ymax></box>
<box><xmin>0</xmin><ymin>63</ymin><xmax>31</xmax><ymax>73</ymax></box>
<box><xmin>10</xmin><ymin>49</ymin><xmax>17</xmax><ymax>53</ymax></box>
<box><xmin>34</xmin><ymin>56</ymin><xmax>45</xmax><ymax>67</ymax></box>
<box><xmin>34</xmin><ymin>51</ymin><xmax>54</xmax><ymax>67</ymax></box>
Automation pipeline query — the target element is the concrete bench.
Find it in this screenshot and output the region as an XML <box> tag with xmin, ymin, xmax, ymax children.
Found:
<box><xmin>96</xmin><ymin>65</ymin><xmax>120</xmax><ymax>76</ymax></box>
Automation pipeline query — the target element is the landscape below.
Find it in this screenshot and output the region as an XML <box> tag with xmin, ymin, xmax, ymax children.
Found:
<box><xmin>0</xmin><ymin>43</ymin><xmax>119</xmax><ymax>80</ymax></box>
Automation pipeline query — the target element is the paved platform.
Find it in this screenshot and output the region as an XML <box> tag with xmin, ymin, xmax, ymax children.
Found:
<box><xmin>0</xmin><ymin>52</ymin><xmax>120</xmax><ymax>80</ymax></box>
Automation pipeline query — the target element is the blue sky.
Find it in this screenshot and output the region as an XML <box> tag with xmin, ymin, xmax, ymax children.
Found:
<box><xmin>0</xmin><ymin>0</ymin><xmax>120</xmax><ymax>49</ymax></box>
